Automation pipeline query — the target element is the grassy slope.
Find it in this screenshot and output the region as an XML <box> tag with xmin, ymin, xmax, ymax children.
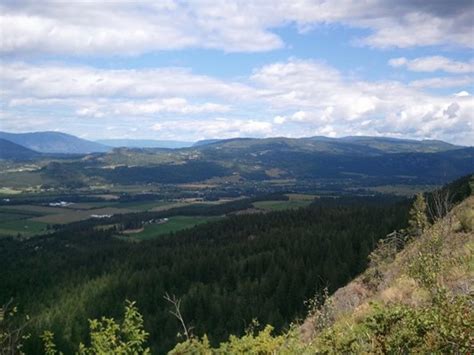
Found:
<box><xmin>330</xmin><ymin>196</ymin><xmax>472</xmax><ymax>314</ymax></box>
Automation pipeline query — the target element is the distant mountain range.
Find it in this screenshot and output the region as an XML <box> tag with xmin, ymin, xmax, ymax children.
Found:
<box><xmin>0</xmin><ymin>138</ymin><xmax>43</xmax><ymax>160</ymax></box>
<box><xmin>79</xmin><ymin>135</ymin><xmax>471</xmax><ymax>186</ymax></box>
<box><xmin>193</xmin><ymin>139</ymin><xmax>224</xmax><ymax>147</ymax></box>
<box><xmin>0</xmin><ymin>131</ymin><xmax>110</xmax><ymax>154</ymax></box>
<box><xmin>0</xmin><ymin>131</ymin><xmax>465</xmax><ymax>158</ymax></box>
<box><xmin>192</xmin><ymin>136</ymin><xmax>462</xmax><ymax>154</ymax></box>
<box><xmin>1</xmin><ymin>131</ymin><xmax>472</xmax><ymax>186</ymax></box>
<box><xmin>96</xmin><ymin>139</ymin><xmax>193</xmax><ymax>149</ymax></box>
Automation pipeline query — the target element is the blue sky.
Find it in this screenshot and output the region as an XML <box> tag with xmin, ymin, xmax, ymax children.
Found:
<box><xmin>0</xmin><ymin>1</ymin><xmax>473</xmax><ymax>144</ymax></box>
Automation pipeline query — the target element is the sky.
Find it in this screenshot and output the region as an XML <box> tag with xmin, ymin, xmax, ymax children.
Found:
<box><xmin>0</xmin><ymin>1</ymin><xmax>473</xmax><ymax>144</ymax></box>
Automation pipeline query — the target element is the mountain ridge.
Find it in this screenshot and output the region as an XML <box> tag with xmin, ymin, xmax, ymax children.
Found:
<box><xmin>191</xmin><ymin>136</ymin><xmax>463</xmax><ymax>154</ymax></box>
<box><xmin>0</xmin><ymin>138</ymin><xmax>42</xmax><ymax>160</ymax></box>
<box><xmin>0</xmin><ymin>131</ymin><xmax>111</xmax><ymax>154</ymax></box>
<box><xmin>0</xmin><ymin>130</ymin><xmax>465</xmax><ymax>155</ymax></box>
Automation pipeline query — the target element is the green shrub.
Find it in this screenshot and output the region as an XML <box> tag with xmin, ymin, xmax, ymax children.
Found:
<box><xmin>170</xmin><ymin>324</ymin><xmax>283</xmax><ymax>354</ymax></box>
<box><xmin>42</xmin><ymin>301</ymin><xmax>150</xmax><ymax>355</ymax></box>
<box><xmin>407</xmin><ymin>231</ymin><xmax>443</xmax><ymax>291</ymax></box>
<box><xmin>456</xmin><ymin>207</ymin><xmax>474</xmax><ymax>232</ymax></box>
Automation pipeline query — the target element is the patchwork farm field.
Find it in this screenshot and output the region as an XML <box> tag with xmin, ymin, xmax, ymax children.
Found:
<box><xmin>0</xmin><ymin>197</ymin><xmax>229</xmax><ymax>237</ymax></box>
<box><xmin>0</xmin><ymin>190</ymin><xmax>317</xmax><ymax>238</ymax></box>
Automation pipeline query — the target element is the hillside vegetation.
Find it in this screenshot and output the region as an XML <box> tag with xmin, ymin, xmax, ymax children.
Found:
<box><xmin>0</xmin><ymin>197</ymin><xmax>409</xmax><ymax>353</ymax></box>
<box><xmin>171</xmin><ymin>186</ymin><xmax>474</xmax><ymax>353</ymax></box>
<box><xmin>1</xmin><ymin>134</ymin><xmax>472</xmax><ymax>191</ymax></box>
<box><xmin>1</xmin><ymin>177</ymin><xmax>472</xmax><ymax>354</ymax></box>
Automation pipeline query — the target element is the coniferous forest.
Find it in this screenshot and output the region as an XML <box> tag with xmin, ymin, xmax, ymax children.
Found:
<box><xmin>1</xmin><ymin>197</ymin><xmax>410</xmax><ymax>353</ymax></box>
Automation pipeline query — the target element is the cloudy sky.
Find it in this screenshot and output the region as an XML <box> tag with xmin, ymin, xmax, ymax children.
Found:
<box><xmin>1</xmin><ymin>0</ymin><xmax>473</xmax><ymax>144</ymax></box>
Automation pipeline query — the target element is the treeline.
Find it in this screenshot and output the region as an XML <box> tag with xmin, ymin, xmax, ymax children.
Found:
<box><xmin>0</xmin><ymin>196</ymin><xmax>410</xmax><ymax>353</ymax></box>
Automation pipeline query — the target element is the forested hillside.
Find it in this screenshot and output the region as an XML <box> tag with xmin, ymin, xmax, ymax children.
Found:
<box><xmin>1</xmin><ymin>176</ymin><xmax>472</xmax><ymax>354</ymax></box>
<box><xmin>1</xmin><ymin>134</ymin><xmax>472</xmax><ymax>191</ymax></box>
<box><xmin>1</xmin><ymin>197</ymin><xmax>409</xmax><ymax>353</ymax></box>
<box><xmin>170</xmin><ymin>186</ymin><xmax>473</xmax><ymax>354</ymax></box>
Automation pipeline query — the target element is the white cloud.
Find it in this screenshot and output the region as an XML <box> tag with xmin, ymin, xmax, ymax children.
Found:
<box><xmin>251</xmin><ymin>59</ymin><xmax>380</xmax><ymax>121</ymax></box>
<box><xmin>358</xmin><ymin>11</ymin><xmax>473</xmax><ymax>49</ymax></box>
<box><xmin>389</xmin><ymin>56</ymin><xmax>474</xmax><ymax>73</ymax></box>
<box><xmin>250</xmin><ymin>59</ymin><xmax>474</xmax><ymax>144</ymax></box>
<box><xmin>76</xmin><ymin>98</ymin><xmax>230</xmax><ymax>117</ymax></box>
<box><xmin>0</xmin><ymin>62</ymin><xmax>254</xmax><ymax>99</ymax></box>
<box><xmin>409</xmin><ymin>76</ymin><xmax>474</xmax><ymax>89</ymax></box>
<box><xmin>291</xmin><ymin>111</ymin><xmax>308</xmax><ymax>122</ymax></box>
<box><xmin>0</xmin><ymin>1</ymin><xmax>472</xmax><ymax>56</ymax></box>
<box><xmin>150</xmin><ymin>118</ymin><xmax>274</xmax><ymax>140</ymax></box>
<box><xmin>1</xmin><ymin>59</ymin><xmax>473</xmax><ymax>145</ymax></box>
<box><xmin>388</xmin><ymin>57</ymin><xmax>408</xmax><ymax>67</ymax></box>
<box><xmin>273</xmin><ymin>115</ymin><xmax>286</xmax><ymax>124</ymax></box>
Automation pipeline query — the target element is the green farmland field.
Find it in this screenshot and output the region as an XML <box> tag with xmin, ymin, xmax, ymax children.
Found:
<box><xmin>123</xmin><ymin>216</ymin><xmax>222</xmax><ymax>240</ymax></box>
<box><xmin>0</xmin><ymin>219</ymin><xmax>48</xmax><ymax>237</ymax></box>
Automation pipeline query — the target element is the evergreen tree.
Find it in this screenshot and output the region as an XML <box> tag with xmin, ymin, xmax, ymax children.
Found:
<box><xmin>408</xmin><ymin>193</ymin><xmax>429</xmax><ymax>237</ymax></box>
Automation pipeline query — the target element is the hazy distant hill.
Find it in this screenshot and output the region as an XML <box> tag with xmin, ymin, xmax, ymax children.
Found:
<box><xmin>193</xmin><ymin>139</ymin><xmax>226</xmax><ymax>147</ymax></box>
<box><xmin>0</xmin><ymin>138</ymin><xmax>42</xmax><ymax>160</ymax></box>
<box><xmin>337</xmin><ymin>136</ymin><xmax>461</xmax><ymax>153</ymax></box>
<box><xmin>87</xmin><ymin>136</ymin><xmax>472</xmax><ymax>186</ymax></box>
<box><xmin>96</xmin><ymin>139</ymin><xmax>192</xmax><ymax>149</ymax></box>
<box><xmin>3</xmin><ymin>132</ymin><xmax>470</xmax><ymax>186</ymax></box>
<box><xmin>193</xmin><ymin>136</ymin><xmax>462</xmax><ymax>154</ymax></box>
<box><xmin>0</xmin><ymin>131</ymin><xmax>110</xmax><ymax>154</ymax></box>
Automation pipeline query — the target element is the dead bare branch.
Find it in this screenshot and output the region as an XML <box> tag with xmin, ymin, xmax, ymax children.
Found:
<box><xmin>163</xmin><ymin>293</ymin><xmax>191</xmax><ymax>341</ymax></box>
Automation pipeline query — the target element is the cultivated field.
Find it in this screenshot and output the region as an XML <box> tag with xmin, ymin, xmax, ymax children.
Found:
<box><xmin>253</xmin><ymin>194</ymin><xmax>315</xmax><ymax>211</ymax></box>
<box><xmin>122</xmin><ymin>216</ymin><xmax>222</xmax><ymax>240</ymax></box>
<box><xmin>0</xmin><ymin>219</ymin><xmax>48</xmax><ymax>237</ymax></box>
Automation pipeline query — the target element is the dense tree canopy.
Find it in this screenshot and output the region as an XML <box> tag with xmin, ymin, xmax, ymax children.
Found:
<box><xmin>0</xmin><ymin>197</ymin><xmax>410</xmax><ymax>353</ymax></box>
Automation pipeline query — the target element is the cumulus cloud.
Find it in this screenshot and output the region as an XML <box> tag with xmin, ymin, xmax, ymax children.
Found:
<box><xmin>1</xmin><ymin>59</ymin><xmax>473</xmax><ymax>144</ymax></box>
<box><xmin>150</xmin><ymin>118</ymin><xmax>274</xmax><ymax>140</ymax></box>
<box><xmin>250</xmin><ymin>59</ymin><xmax>474</xmax><ymax>144</ymax></box>
<box><xmin>251</xmin><ymin>59</ymin><xmax>380</xmax><ymax>121</ymax></box>
<box><xmin>0</xmin><ymin>62</ymin><xmax>253</xmax><ymax>99</ymax></box>
<box><xmin>0</xmin><ymin>0</ymin><xmax>472</xmax><ymax>56</ymax></box>
<box><xmin>389</xmin><ymin>56</ymin><xmax>474</xmax><ymax>73</ymax></box>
